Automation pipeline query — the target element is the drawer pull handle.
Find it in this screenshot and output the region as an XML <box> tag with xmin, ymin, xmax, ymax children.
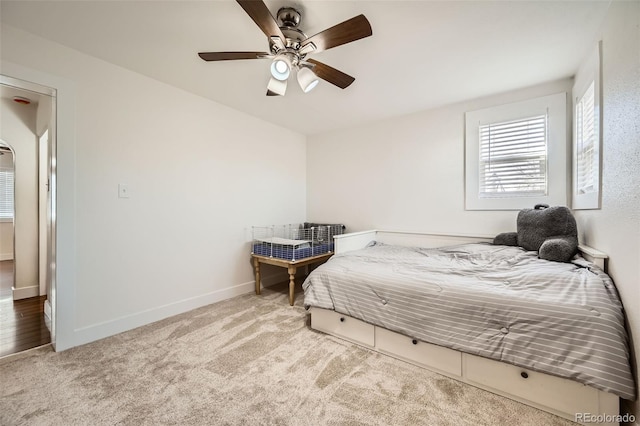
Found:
<box><xmin>339</xmin><ymin>317</ymin><xmax>345</xmax><ymax>322</ymax></box>
<box><xmin>412</xmin><ymin>339</ymin><xmax>418</xmax><ymax>345</ymax></box>
<box><xmin>520</xmin><ymin>372</ymin><xmax>529</xmax><ymax>379</ymax></box>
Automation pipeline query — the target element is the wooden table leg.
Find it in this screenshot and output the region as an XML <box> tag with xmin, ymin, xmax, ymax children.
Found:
<box><xmin>254</xmin><ymin>258</ymin><xmax>261</xmax><ymax>295</ymax></box>
<box><xmin>288</xmin><ymin>265</ymin><xmax>296</xmax><ymax>306</ymax></box>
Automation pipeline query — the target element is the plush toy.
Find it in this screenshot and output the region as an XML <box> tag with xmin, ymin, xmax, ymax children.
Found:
<box><xmin>493</xmin><ymin>204</ymin><xmax>578</xmax><ymax>263</ymax></box>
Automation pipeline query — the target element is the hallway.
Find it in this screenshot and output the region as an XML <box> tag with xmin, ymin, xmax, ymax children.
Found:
<box><xmin>0</xmin><ymin>260</ymin><xmax>50</xmax><ymax>358</ymax></box>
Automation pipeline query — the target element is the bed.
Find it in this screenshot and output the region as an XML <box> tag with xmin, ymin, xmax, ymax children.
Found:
<box><xmin>302</xmin><ymin>230</ymin><xmax>635</xmax><ymax>426</ymax></box>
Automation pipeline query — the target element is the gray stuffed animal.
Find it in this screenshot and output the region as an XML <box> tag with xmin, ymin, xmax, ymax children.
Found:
<box><xmin>493</xmin><ymin>204</ymin><xmax>578</xmax><ymax>263</ymax></box>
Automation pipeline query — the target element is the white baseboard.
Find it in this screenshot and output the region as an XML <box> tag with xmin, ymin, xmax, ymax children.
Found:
<box><xmin>70</xmin><ymin>278</ymin><xmax>275</xmax><ymax>349</ymax></box>
<box><xmin>44</xmin><ymin>299</ymin><xmax>52</xmax><ymax>335</ymax></box>
<box><xmin>259</xmin><ymin>266</ymin><xmax>315</xmax><ymax>286</ymax></box>
<box><xmin>0</xmin><ymin>253</ymin><xmax>13</xmax><ymax>261</ymax></box>
<box><xmin>13</xmin><ymin>285</ymin><xmax>39</xmax><ymax>300</ymax></box>
<box><xmin>63</xmin><ymin>269</ymin><xmax>308</xmax><ymax>351</ymax></box>
<box><xmin>44</xmin><ymin>299</ymin><xmax>52</xmax><ymax>321</ymax></box>
<box><xmin>260</xmin><ymin>270</ymin><xmax>291</xmax><ymax>287</ymax></box>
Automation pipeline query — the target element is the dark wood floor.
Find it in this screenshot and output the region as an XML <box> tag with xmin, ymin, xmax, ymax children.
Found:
<box><xmin>0</xmin><ymin>260</ymin><xmax>51</xmax><ymax>358</ymax></box>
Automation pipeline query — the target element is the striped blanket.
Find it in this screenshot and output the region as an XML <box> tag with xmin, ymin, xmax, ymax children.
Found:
<box><xmin>302</xmin><ymin>242</ymin><xmax>635</xmax><ymax>399</ymax></box>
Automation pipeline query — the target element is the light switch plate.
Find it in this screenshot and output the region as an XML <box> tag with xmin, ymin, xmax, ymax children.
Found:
<box><xmin>118</xmin><ymin>183</ymin><xmax>130</xmax><ymax>198</ymax></box>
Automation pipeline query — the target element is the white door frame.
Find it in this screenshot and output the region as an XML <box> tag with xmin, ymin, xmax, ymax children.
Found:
<box><xmin>1</xmin><ymin>73</ymin><xmax>58</xmax><ymax>348</ymax></box>
<box><xmin>38</xmin><ymin>129</ymin><xmax>50</xmax><ymax>297</ymax></box>
<box><xmin>3</xmin><ymin>60</ymin><xmax>78</xmax><ymax>352</ymax></box>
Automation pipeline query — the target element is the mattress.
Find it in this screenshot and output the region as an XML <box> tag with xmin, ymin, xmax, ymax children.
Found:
<box><xmin>302</xmin><ymin>242</ymin><xmax>635</xmax><ymax>399</ymax></box>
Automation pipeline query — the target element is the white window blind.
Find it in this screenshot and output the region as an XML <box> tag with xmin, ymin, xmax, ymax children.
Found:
<box><xmin>575</xmin><ymin>81</ymin><xmax>596</xmax><ymax>195</ymax></box>
<box><xmin>465</xmin><ymin>92</ymin><xmax>566</xmax><ymax>210</ymax></box>
<box><xmin>0</xmin><ymin>167</ymin><xmax>14</xmax><ymax>219</ymax></box>
<box><xmin>479</xmin><ymin>114</ymin><xmax>548</xmax><ymax>198</ymax></box>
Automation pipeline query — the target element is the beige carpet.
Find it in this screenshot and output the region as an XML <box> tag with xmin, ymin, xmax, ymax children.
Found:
<box><xmin>0</xmin><ymin>283</ymin><xmax>575</xmax><ymax>426</ymax></box>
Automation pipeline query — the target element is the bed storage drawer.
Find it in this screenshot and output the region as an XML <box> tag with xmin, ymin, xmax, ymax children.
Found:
<box><xmin>310</xmin><ymin>308</ymin><xmax>374</xmax><ymax>347</ymax></box>
<box><xmin>375</xmin><ymin>327</ymin><xmax>462</xmax><ymax>377</ymax></box>
<box><xmin>463</xmin><ymin>353</ymin><xmax>605</xmax><ymax>416</ymax></box>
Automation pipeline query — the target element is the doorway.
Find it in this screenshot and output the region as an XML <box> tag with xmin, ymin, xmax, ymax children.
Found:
<box><xmin>0</xmin><ymin>77</ymin><xmax>56</xmax><ymax>357</ymax></box>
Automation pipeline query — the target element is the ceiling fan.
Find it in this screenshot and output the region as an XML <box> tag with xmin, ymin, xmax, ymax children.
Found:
<box><xmin>198</xmin><ymin>0</ymin><xmax>372</xmax><ymax>96</ymax></box>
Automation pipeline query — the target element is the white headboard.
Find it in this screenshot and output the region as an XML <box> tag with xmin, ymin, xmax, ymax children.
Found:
<box><xmin>334</xmin><ymin>230</ymin><xmax>608</xmax><ymax>271</ymax></box>
<box><xmin>577</xmin><ymin>244</ymin><xmax>608</xmax><ymax>271</ymax></box>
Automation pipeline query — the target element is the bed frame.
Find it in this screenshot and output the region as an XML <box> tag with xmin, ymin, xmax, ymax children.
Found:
<box><xmin>309</xmin><ymin>230</ymin><xmax>618</xmax><ymax>426</ymax></box>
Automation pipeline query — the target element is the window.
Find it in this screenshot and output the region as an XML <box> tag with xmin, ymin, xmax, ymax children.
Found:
<box><xmin>0</xmin><ymin>166</ymin><xmax>14</xmax><ymax>220</ymax></box>
<box><xmin>465</xmin><ymin>92</ymin><xmax>567</xmax><ymax>210</ymax></box>
<box><xmin>575</xmin><ymin>82</ymin><xmax>596</xmax><ymax>194</ymax></box>
<box><xmin>572</xmin><ymin>41</ymin><xmax>602</xmax><ymax>210</ymax></box>
<box><xmin>479</xmin><ymin>115</ymin><xmax>548</xmax><ymax>198</ymax></box>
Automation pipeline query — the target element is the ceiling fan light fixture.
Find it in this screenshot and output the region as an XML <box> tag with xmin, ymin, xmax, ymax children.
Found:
<box><xmin>266</xmin><ymin>76</ymin><xmax>287</xmax><ymax>96</ymax></box>
<box><xmin>270</xmin><ymin>54</ymin><xmax>292</xmax><ymax>81</ymax></box>
<box><xmin>297</xmin><ymin>67</ymin><xmax>319</xmax><ymax>93</ymax></box>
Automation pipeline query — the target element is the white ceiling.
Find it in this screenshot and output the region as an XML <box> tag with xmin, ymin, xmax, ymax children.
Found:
<box><xmin>0</xmin><ymin>1</ymin><xmax>609</xmax><ymax>135</ymax></box>
<box><xmin>0</xmin><ymin>85</ymin><xmax>41</xmax><ymax>106</ymax></box>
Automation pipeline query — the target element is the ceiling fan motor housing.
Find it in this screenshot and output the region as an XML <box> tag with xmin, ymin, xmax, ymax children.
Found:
<box><xmin>270</xmin><ymin>7</ymin><xmax>307</xmax><ymax>58</ymax></box>
<box><xmin>277</xmin><ymin>7</ymin><xmax>301</xmax><ymax>28</ymax></box>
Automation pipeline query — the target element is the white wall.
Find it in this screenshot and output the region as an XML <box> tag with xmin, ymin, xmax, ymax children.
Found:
<box><xmin>307</xmin><ymin>2</ymin><xmax>639</xmax><ymax>416</ymax></box>
<box><xmin>307</xmin><ymin>78</ymin><xmax>572</xmax><ymax>237</ymax></box>
<box><xmin>0</xmin><ymin>225</ymin><xmax>12</xmax><ymax>261</ymax></box>
<box><xmin>573</xmin><ymin>1</ymin><xmax>640</xmax><ymax>419</ymax></box>
<box><xmin>35</xmin><ymin>95</ymin><xmax>51</xmax><ymax>138</ymax></box>
<box><xmin>0</xmin><ymin>97</ymin><xmax>39</xmax><ymax>295</ymax></box>
<box><xmin>1</xmin><ymin>25</ymin><xmax>307</xmax><ymax>348</ymax></box>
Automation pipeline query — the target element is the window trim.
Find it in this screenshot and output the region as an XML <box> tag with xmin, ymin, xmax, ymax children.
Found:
<box><xmin>465</xmin><ymin>92</ymin><xmax>568</xmax><ymax>210</ymax></box>
<box><xmin>0</xmin><ymin>147</ymin><xmax>14</xmax><ymax>221</ymax></box>
<box><xmin>572</xmin><ymin>41</ymin><xmax>602</xmax><ymax>210</ymax></box>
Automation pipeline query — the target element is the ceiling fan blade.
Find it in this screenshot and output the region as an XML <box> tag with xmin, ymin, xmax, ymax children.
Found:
<box><xmin>305</xmin><ymin>59</ymin><xmax>355</xmax><ymax>89</ymax></box>
<box><xmin>236</xmin><ymin>0</ymin><xmax>287</xmax><ymax>43</ymax></box>
<box><xmin>198</xmin><ymin>52</ymin><xmax>270</xmax><ymax>61</ymax></box>
<box><xmin>300</xmin><ymin>15</ymin><xmax>372</xmax><ymax>54</ymax></box>
<box><xmin>266</xmin><ymin>77</ymin><xmax>287</xmax><ymax>96</ymax></box>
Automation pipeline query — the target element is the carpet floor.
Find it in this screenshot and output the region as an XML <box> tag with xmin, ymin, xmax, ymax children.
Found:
<box><xmin>0</xmin><ymin>283</ymin><xmax>575</xmax><ymax>425</ymax></box>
